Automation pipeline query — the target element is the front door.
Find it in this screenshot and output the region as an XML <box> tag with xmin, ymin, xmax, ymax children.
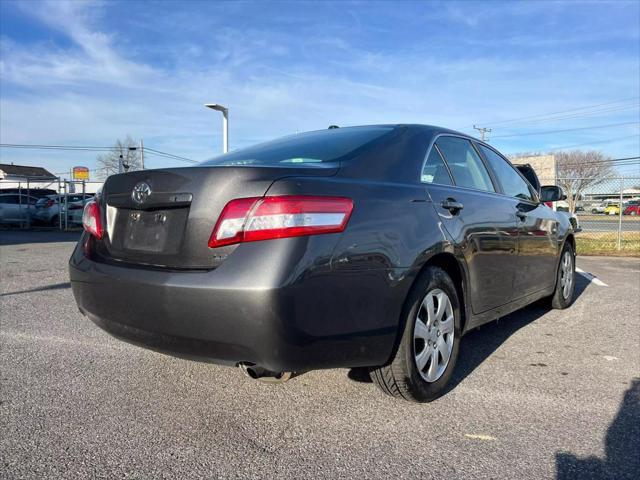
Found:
<box><xmin>475</xmin><ymin>143</ymin><xmax>559</xmax><ymax>298</ymax></box>
<box><xmin>513</xmin><ymin>202</ymin><xmax>559</xmax><ymax>295</ymax></box>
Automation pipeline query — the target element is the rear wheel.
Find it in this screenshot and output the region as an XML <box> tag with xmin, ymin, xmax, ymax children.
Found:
<box><xmin>550</xmin><ymin>243</ymin><xmax>576</xmax><ymax>309</ymax></box>
<box><xmin>51</xmin><ymin>215</ymin><xmax>60</xmax><ymax>228</ymax></box>
<box><xmin>370</xmin><ymin>266</ymin><xmax>461</xmax><ymax>402</ymax></box>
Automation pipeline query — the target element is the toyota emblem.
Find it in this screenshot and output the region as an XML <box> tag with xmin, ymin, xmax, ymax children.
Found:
<box><xmin>132</xmin><ymin>181</ymin><xmax>151</xmax><ymax>204</ymax></box>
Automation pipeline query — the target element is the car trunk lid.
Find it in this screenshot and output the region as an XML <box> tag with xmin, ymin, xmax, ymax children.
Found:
<box><xmin>97</xmin><ymin>166</ymin><xmax>336</xmax><ymax>269</ymax></box>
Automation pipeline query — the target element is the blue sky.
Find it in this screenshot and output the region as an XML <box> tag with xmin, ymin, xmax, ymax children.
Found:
<box><xmin>1</xmin><ymin>0</ymin><xmax>639</xmax><ymax>178</ymax></box>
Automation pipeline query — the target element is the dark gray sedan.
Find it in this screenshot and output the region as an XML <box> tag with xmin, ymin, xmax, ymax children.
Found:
<box><xmin>69</xmin><ymin>125</ymin><xmax>576</xmax><ymax>402</ymax></box>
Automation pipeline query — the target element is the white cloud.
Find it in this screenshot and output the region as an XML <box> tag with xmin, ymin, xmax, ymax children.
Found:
<box><xmin>0</xmin><ymin>0</ymin><xmax>638</xmax><ymax>175</ymax></box>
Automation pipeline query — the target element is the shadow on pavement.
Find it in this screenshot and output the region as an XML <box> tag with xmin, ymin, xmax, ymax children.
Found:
<box><xmin>555</xmin><ymin>378</ymin><xmax>640</xmax><ymax>480</ymax></box>
<box><xmin>1</xmin><ymin>282</ymin><xmax>71</xmax><ymax>297</ymax></box>
<box><xmin>444</xmin><ymin>273</ymin><xmax>589</xmax><ymax>393</ymax></box>
<box><xmin>348</xmin><ymin>272</ymin><xmax>591</xmax><ymax>390</ymax></box>
<box><xmin>0</xmin><ymin>229</ymin><xmax>81</xmax><ymax>246</ymax></box>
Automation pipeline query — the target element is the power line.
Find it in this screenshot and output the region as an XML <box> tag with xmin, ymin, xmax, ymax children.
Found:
<box><xmin>491</xmin><ymin>121</ymin><xmax>640</xmax><ymax>139</ymax></box>
<box><xmin>0</xmin><ymin>143</ymin><xmax>198</xmax><ymax>164</ymax></box>
<box><xmin>0</xmin><ymin>144</ymin><xmax>117</xmax><ymax>152</ymax></box>
<box><xmin>544</xmin><ymin>134</ymin><xmax>640</xmax><ymax>152</ymax></box>
<box><xmin>469</xmin><ymin>97</ymin><xmax>639</xmax><ymax>129</ymax></box>
<box><xmin>143</xmin><ymin>147</ymin><xmax>198</xmax><ymax>164</ymax></box>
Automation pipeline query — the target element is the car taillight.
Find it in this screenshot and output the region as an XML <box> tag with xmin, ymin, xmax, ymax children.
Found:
<box><xmin>208</xmin><ymin>195</ymin><xmax>354</xmax><ymax>248</ymax></box>
<box><xmin>82</xmin><ymin>200</ymin><xmax>103</xmax><ymax>239</ymax></box>
<box><xmin>45</xmin><ymin>199</ymin><xmax>55</xmax><ymax>208</ymax></box>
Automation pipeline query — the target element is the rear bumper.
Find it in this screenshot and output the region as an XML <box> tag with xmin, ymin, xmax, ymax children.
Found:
<box><xmin>69</xmin><ymin>235</ymin><xmax>410</xmax><ymax>372</ymax></box>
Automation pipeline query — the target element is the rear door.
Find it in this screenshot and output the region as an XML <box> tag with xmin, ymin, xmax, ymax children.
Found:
<box><xmin>476</xmin><ymin>144</ymin><xmax>559</xmax><ymax>296</ymax></box>
<box><xmin>422</xmin><ymin>135</ymin><xmax>519</xmax><ymax>314</ymax></box>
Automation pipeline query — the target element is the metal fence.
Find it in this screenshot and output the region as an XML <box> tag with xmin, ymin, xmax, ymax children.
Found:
<box><xmin>0</xmin><ymin>178</ymin><xmax>94</xmax><ymax>231</ymax></box>
<box><xmin>540</xmin><ymin>177</ymin><xmax>640</xmax><ymax>253</ymax></box>
<box><xmin>2</xmin><ymin>174</ymin><xmax>639</xmax><ymax>253</ymax></box>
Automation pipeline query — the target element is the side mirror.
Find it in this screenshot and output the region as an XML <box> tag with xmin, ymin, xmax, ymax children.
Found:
<box><xmin>540</xmin><ymin>185</ymin><xmax>565</xmax><ymax>203</ymax></box>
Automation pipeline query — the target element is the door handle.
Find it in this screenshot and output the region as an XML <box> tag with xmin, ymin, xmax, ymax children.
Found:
<box><xmin>441</xmin><ymin>198</ymin><xmax>464</xmax><ymax>214</ymax></box>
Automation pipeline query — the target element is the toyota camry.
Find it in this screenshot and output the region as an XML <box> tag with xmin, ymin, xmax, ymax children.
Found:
<box><xmin>69</xmin><ymin>125</ymin><xmax>576</xmax><ymax>402</ymax></box>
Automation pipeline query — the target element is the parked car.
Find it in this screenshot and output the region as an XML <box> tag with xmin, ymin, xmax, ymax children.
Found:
<box><xmin>513</xmin><ymin>166</ymin><xmax>581</xmax><ymax>232</ymax></box>
<box><xmin>67</xmin><ymin>198</ymin><xmax>94</xmax><ymax>225</ymax></box>
<box><xmin>590</xmin><ymin>202</ymin><xmax>607</xmax><ymax>214</ymax></box>
<box><xmin>0</xmin><ymin>188</ymin><xmax>57</xmax><ymax>199</ymax></box>
<box><xmin>558</xmin><ymin>211</ymin><xmax>581</xmax><ymax>232</ymax></box>
<box><xmin>69</xmin><ymin>125</ymin><xmax>576</xmax><ymax>402</ymax></box>
<box><xmin>604</xmin><ymin>204</ymin><xmax>621</xmax><ymax>215</ymax></box>
<box><xmin>623</xmin><ymin>200</ymin><xmax>640</xmax><ymax>216</ymax></box>
<box><xmin>34</xmin><ymin>194</ymin><xmax>94</xmax><ymax>227</ymax></box>
<box><xmin>0</xmin><ymin>193</ymin><xmax>39</xmax><ymax>225</ymax></box>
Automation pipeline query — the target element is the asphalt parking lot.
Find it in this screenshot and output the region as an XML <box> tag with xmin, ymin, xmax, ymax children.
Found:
<box><xmin>1</xmin><ymin>230</ymin><xmax>638</xmax><ymax>479</ymax></box>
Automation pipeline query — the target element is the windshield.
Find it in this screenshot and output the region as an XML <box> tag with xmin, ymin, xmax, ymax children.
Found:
<box><xmin>201</xmin><ymin>126</ymin><xmax>393</xmax><ymax>168</ymax></box>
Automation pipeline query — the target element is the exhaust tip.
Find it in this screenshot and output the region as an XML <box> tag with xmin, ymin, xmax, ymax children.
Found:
<box><xmin>238</xmin><ymin>363</ymin><xmax>293</xmax><ymax>383</ymax></box>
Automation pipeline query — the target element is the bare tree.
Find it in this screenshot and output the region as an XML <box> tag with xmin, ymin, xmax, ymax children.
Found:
<box><xmin>96</xmin><ymin>135</ymin><xmax>142</xmax><ymax>179</ymax></box>
<box><xmin>555</xmin><ymin>150</ymin><xmax>615</xmax><ymax>214</ymax></box>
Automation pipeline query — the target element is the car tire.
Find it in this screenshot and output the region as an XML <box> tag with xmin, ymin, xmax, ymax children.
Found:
<box><xmin>550</xmin><ymin>242</ymin><xmax>576</xmax><ymax>310</ymax></box>
<box><xmin>370</xmin><ymin>266</ymin><xmax>461</xmax><ymax>402</ymax></box>
<box><xmin>51</xmin><ymin>215</ymin><xmax>60</xmax><ymax>228</ymax></box>
<box><xmin>591</xmin><ymin>209</ymin><xmax>597</xmax><ymax>214</ymax></box>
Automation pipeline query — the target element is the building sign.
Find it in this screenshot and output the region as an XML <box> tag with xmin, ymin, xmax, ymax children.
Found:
<box><xmin>73</xmin><ymin>166</ymin><xmax>90</xmax><ymax>181</ymax></box>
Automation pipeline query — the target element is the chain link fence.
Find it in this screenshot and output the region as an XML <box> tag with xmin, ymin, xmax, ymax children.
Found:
<box><xmin>0</xmin><ymin>178</ymin><xmax>97</xmax><ymax>231</ymax></box>
<box><xmin>3</xmin><ymin>174</ymin><xmax>639</xmax><ymax>254</ymax></box>
<box><xmin>540</xmin><ymin>177</ymin><xmax>640</xmax><ymax>254</ymax></box>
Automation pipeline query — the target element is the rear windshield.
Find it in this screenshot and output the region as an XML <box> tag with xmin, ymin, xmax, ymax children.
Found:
<box><xmin>201</xmin><ymin>126</ymin><xmax>393</xmax><ymax>167</ymax></box>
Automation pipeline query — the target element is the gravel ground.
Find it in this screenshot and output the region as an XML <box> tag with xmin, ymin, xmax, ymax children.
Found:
<box><xmin>1</xmin><ymin>230</ymin><xmax>638</xmax><ymax>479</ymax></box>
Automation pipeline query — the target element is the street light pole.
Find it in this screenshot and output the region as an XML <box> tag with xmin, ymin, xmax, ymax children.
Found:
<box><xmin>205</xmin><ymin>103</ymin><xmax>229</xmax><ymax>153</ymax></box>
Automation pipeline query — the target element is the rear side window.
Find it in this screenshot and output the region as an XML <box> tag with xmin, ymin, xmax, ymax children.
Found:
<box><xmin>479</xmin><ymin>145</ymin><xmax>534</xmax><ymax>201</ymax></box>
<box><xmin>435</xmin><ymin>137</ymin><xmax>495</xmax><ymax>192</ymax></box>
<box><xmin>421</xmin><ymin>147</ymin><xmax>453</xmax><ymax>185</ymax></box>
<box><xmin>201</xmin><ymin>126</ymin><xmax>393</xmax><ymax>167</ymax></box>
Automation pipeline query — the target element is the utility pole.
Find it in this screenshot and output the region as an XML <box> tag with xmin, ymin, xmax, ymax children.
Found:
<box><xmin>140</xmin><ymin>138</ymin><xmax>144</xmax><ymax>170</ymax></box>
<box><xmin>473</xmin><ymin>125</ymin><xmax>492</xmax><ymax>142</ymax></box>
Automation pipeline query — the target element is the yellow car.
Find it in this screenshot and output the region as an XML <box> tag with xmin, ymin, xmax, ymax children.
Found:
<box><xmin>604</xmin><ymin>204</ymin><xmax>621</xmax><ymax>215</ymax></box>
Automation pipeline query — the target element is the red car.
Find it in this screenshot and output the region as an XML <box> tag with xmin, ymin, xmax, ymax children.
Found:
<box><xmin>623</xmin><ymin>201</ymin><xmax>640</xmax><ymax>216</ymax></box>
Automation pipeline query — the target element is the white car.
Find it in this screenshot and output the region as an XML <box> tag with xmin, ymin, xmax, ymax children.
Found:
<box><xmin>66</xmin><ymin>198</ymin><xmax>93</xmax><ymax>226</ymax></box>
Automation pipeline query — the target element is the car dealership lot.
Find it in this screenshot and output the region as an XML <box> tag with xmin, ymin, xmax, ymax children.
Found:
<box><xmin>1</xmin><ymin>231</ymin><xmax>638</xmax><ymax>479</ymax></box>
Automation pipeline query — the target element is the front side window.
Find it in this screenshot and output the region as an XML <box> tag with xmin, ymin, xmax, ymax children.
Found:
<box><xmin>479</xmin><ymin>145</ymin><xmax>534</xmax><ymax>201</ymax></box>
<box><xmin>421</xmin><ymin>147</ymin><xmax>453</xmax><ymax>185</ymax></box>
<box><xmin>434</xmin><ymin>136</ymin><xmax>495</xmax><ymax>192</ymax></box>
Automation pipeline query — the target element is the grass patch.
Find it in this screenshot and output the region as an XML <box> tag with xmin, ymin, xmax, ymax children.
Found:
<box><xmin>576</xmin><ymin>232</ymin><xmax>640</xmax><ymax>256</ymax></box>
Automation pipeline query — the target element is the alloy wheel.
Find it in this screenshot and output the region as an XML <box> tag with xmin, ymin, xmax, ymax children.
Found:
<box><xmin>413</xmin><ymin>288</ymin><xmax>454</xmax><ymax>382</ymax></box>
<box><xmin>560</xmin><ymin>251</ymin><xmax>574</xmax><ymax>299</ymax></box>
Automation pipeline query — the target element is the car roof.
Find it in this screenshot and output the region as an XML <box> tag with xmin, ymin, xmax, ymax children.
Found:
<box><xmin>311</xmin><ymin>124</ymin><xmax>473</xmax><ymax>138</ymax></box>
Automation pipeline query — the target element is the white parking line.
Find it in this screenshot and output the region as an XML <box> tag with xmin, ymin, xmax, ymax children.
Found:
<box><xmin>575</xmin><ymin>268</ymin><xmax>608</xmax><ymax>287</ymax></box>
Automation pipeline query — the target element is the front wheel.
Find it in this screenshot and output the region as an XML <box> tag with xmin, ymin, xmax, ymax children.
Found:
<box><xmin>549</xmin><ymin>243</ymin><xmax>576</xmax><ymax>309</ymax></box>
<box><xmin>370</xmin><ymin>266</ymin><xmax>461</xmax><ymax>402</ymax></box>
